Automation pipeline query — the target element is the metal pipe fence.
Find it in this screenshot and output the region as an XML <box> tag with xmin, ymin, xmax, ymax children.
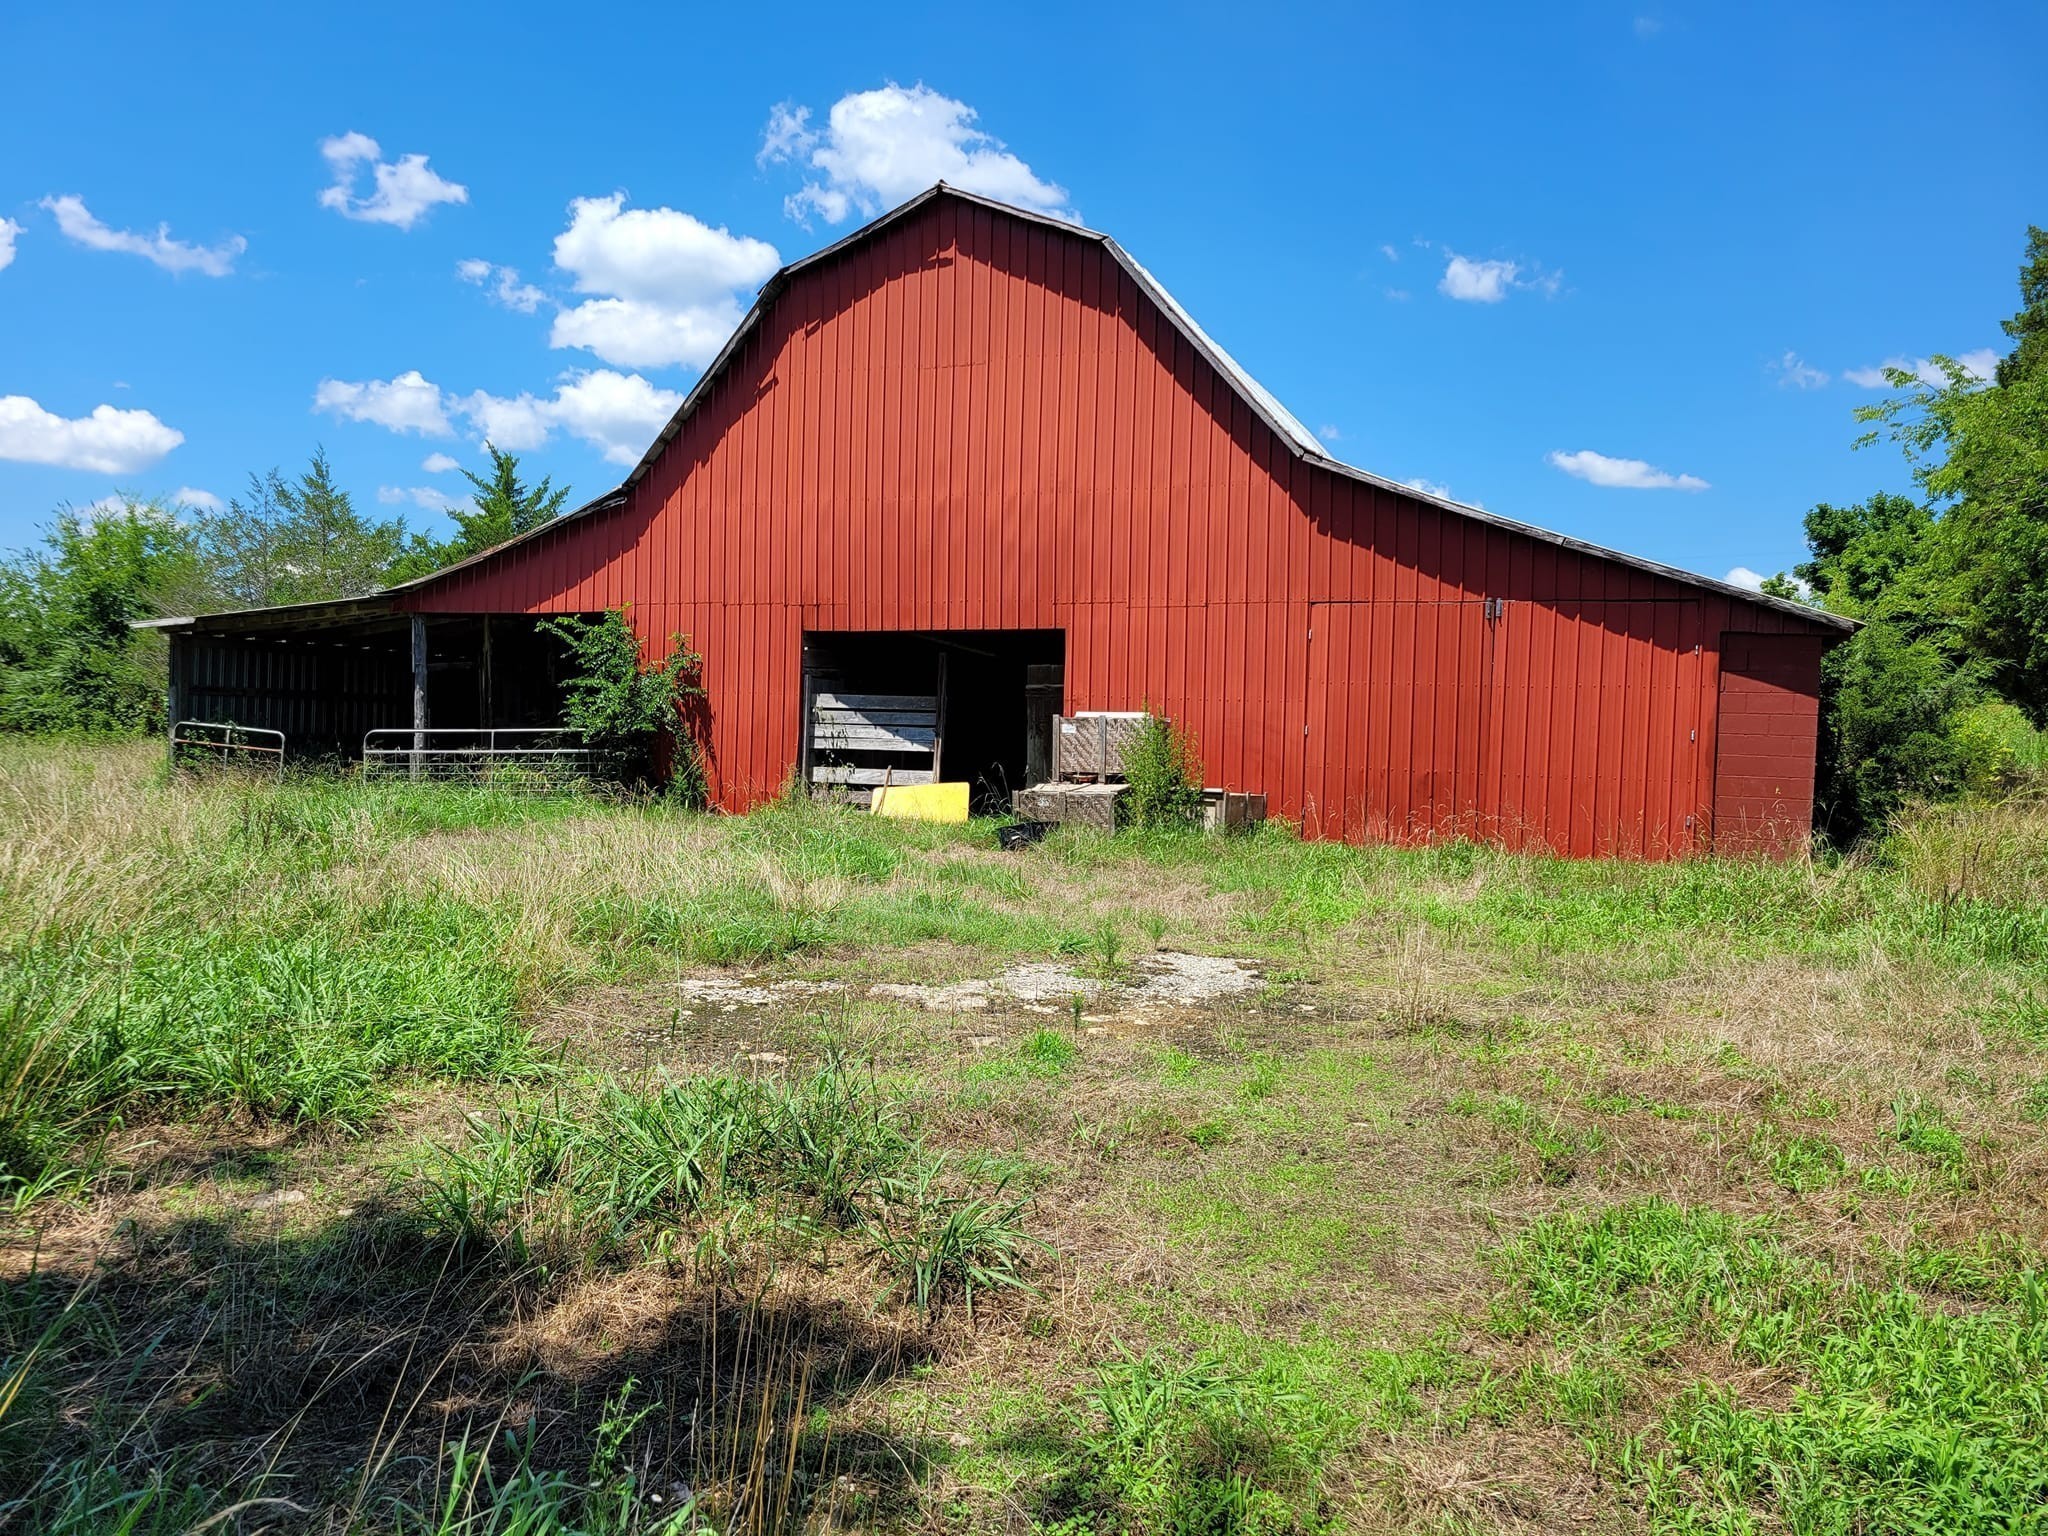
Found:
<box><xmin>362</xmin><ymin>728</ymin><xmax>592</xmax><ymax>790</ymax></box>
<box><xmin>171</xmin><ymin>720</ymin><xmax>286</xmax><ymax>777</ymax></box>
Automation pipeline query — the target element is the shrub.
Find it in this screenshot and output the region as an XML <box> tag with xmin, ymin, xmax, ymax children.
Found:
<box><xmin>1122</xmin><ymin>715</ymin><xmax>1203</xmax><ymax>831</ymax></box>
<box><xmin>539</xmin><ymin>610</ymin><xmax>706</xmax><ymax>797</ymax></box>
<box><xmin>1950</xmin><ymin>699</ymin><xmax>2048</xmax><ymax>796</ymax></box>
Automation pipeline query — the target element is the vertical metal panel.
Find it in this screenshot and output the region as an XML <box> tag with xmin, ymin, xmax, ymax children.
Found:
<box><xmin>397</xmin><ymin>193</ymin><xmax>1833</xmax><ymax>856</ymax></box>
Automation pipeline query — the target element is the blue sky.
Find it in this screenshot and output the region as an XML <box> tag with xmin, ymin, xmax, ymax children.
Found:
<box><xmin>2</xmin><ymin>2</ymin><xmax>2042</xmax><ymax>591</ymax></box>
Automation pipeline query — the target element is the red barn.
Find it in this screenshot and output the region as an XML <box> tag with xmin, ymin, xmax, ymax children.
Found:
<box><xmin>159</xmin><ymin>185</ymin><xmax>1848</xmax><ymax>857</ymax></box>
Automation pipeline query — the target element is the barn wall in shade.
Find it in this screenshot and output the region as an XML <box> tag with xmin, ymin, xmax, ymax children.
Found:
<box><xmin>400</xmin><ymin>190</ymin><xmax>1837</xmax><ymax>857</ymax></box>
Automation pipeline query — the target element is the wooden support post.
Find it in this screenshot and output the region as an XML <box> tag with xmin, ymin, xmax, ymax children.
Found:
<box><xmin>478</xmin><ymin>614</ymin><xmax>493</xmax><ymax>728</ymax></box>
<box><xmin>410</xmin><ymin>613</ymin><xmax>429</xmax><ymax>780</ymax></box>
<box><xmin>932</xmin><ymin>651</ymin><xmax>948</xmax><ymax>783</ymax></box>
<box><xmin>166</xmin><ymin>632</ymin><xmax>189</xmax><ymax>767</ymax></box>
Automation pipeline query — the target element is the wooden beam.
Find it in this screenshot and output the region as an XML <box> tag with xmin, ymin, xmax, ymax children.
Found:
<box><xmin>811</xmin><ymin>722</ymin><xmax>936</xmax><ymax>752</ymax></box>
<box><xmin>410</xmin><ymin>613</ymin><xmax>428</xmax><ymax>780</ymax></box>
<box><xmin>813</xmin><ymin>692</ymin><xmax>937</xmax><ymax>712</ymax></box>
<box><xmin>809</xmin><ymin>765</ymin><xmax>936</xmax><ymax>786</ymax></box>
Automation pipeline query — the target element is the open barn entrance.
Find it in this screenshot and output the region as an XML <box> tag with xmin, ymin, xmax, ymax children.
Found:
<box><xmin>801</xmin><ymin>631</ymin><xmax>1064</xmax><ymax>813</ymax></box>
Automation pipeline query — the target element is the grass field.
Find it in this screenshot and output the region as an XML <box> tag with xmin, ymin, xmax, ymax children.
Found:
<box><xmin>3</xmin><ymin>741</ymin><xmax>2045</xmax><ymax>1534</ymax></box>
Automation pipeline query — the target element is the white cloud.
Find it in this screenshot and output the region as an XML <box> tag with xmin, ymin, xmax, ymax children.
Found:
<box><xmin>172</xmin><ymin>486</ymin><xmax>223</xmax><ymax>512</ymax></box>
<box><xmin>457</xmin><ymin>257</ymin><xmax>546</xmax><ymax>313</ymax></box>
<box><xmin>379</xmin><ymin>484</ymin><xmax>460</xmax><ymax>511</ymax></box>
<box><xmin>318</xmin><ymin>132</ymin><xmax>467</xmax><ymax>229</ymax></box>
<box><xmin>1844</xmin><ymin>349</ymin><xmax>1998</xmax><ymax>389</ymax></box>
<box><xmin>318</xmin><ymin>363</ymin><xmax>683</xmax><ymax>465</ymax></box>
<box><xmin>1547</xmin><ymin>449</ymin><xmax>1709</xmax><ymax>492</ymax></box>
<box><xmin>0</xmin><ymin>218</ymin><xmax>20</xmax><ymax>272</ymax></box>
<box><xmin>422</xmin><ymin>452</ymin><xmax>461</xmax><ymax>474</ymax></box>
<box><xmin>1437</xmin><ymin>251</ymin><xmax>1559</xmax><ymax>303</ymax></box>
<box><xmin>547</xmin><ymin>193</ymin><xmax>779</xmax><ymax>370</ymax></box>
<box><xmin>459</xmin><ymin>369</ymin><xmax>684</xmax><ymax>464</ymax></box>
<box><xmin>0</xmin><ymin>394</ymin><xmax>184</xmax><ymax>473</ymax></box>
<box><xmin>313</xmin><ymin>370</ymin><xmax>454</xmax><ymax>436</ymax></box>
<box><xmin>1634</xmin><ymin>15</ymin><xmax>1663</xmax><ymax>38</ymax></box>
<box><xmin>39</xmin><ymin>194</ymin><xmax>245</xmax><ymax>276</ymax></box>
<box><xmin>1317</xmin><ymin>424</ymin><xmax>1344</xmax><ymax>442</ymax></box>
<box><xmin>1378</xmin><ymin>243</ymin><xmax>1399</xmax><ymax>262</ymax></box>
<box><xmin>1404</xmin><ymin>477</ymin><xmax>1453</xmax><ymax>499</ymax></box>
<box><xmin>1439</xmin><ymin>254</ymin><xmax>1517</xmax><ymax>303</ymax></box>
<box><xmin>1726</xmin><ymin>566</ymin><xmax>1811</xmax><ymax>598</ymax></box>
<box><xmin>1771</xmin><ymin>350</ymin><xmax>1829</xmax><ymax>389</ymax></box>
<box><xmin>763</xmin><ymin>83</ymin><xmax>1075</xmax><ymax>225</ymax></box>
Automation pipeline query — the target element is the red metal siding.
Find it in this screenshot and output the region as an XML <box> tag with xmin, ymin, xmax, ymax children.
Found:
<box><xmin>1711</xmin><ymin>633</ymin><xmax>1825</xmax><ymax>856</ymax></box>
<box><xmin>403</xmin><ymin>193</ymin><xmax>1833</xmax><ymax>857</ymax></box>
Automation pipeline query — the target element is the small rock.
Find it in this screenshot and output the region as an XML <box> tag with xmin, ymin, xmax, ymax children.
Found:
<box><xmin>746</xmin><ymin>1050</ymin><xmax>788</xmax><ymax>1065</ymax></box>
<box><xmin>251</xmin><ymin>1189</ymin><xmax>306</xmax><ymax>1211</ymax></box>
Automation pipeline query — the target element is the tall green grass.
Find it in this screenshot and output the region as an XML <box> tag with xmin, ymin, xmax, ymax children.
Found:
<box><xmin>1490</xmin><ymin>1199</ymin><xmax>2048</xmax><ymax>1535</ymax></box>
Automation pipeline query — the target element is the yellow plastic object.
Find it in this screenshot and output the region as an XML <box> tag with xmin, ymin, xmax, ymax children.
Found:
<box><xmin>870</xmin><ymin>780</ymin><xmax>970</xmax><ymax>822</ymax></box>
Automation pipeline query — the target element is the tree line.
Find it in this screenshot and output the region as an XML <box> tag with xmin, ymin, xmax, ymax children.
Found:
<box><xmin>1770</xmin><ymin>225</ymin><xmax>2048</xmax><ymax>840</ymax></box>
<box><xmin>0</xmin><ymin>447</ymin><xmax>567</xmax><ymax>735</ymax></box>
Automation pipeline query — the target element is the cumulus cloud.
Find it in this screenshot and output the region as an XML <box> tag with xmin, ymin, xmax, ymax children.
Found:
<box><xmin>548</xmin><ymin>193</ymin><xmax>779</xmax><ymax>370</ymax></box>
<box><xmin>318</xmin><ymin>132</ymin><xmax>468</xmax><ymax>229</ymax></box>
<box><xmin>1771</xmin><ymin>350</ymin><xmax>1829</xmax><ymax>389</ymax></box>
<box><xmin>39</xmin><ymin>194</ymin><xmax>245</xmax><ymax>276</ymax></box>
<box><xmin>1404</xmin><ymin>477</ymin><xmax>1453</xmax><ymax>499</ymax></box>
<box><xmin>1439</xmin><ymin>255</ymin><xmax>1517</xmax><ymax>303</ymax></box>
<box><xmin>313</xmin><ymin>370</ymin><xmax>454</xmax><ymax>436</ymax></box>
<box><xmin>1436</xmin><ymin>251</ymin><xmax>1559</xmax><ymax>303</ymax></box>
<box><xmin>422</xmin><ymin>452</ymin><xmax>461</xmax><ymax>474</ymax></box>
<box><xmin>0</xmin><ymin>218</ymin><xmax>20</xmax><ymax>272</ymax></box>
<box><xmin>459</xmin><ymin>369</ymin><xmax>685</xmax><ymax>464</ymax></box>
<box><xmin>1843</xmin><ymin>349</ymin><xmax>1998</xmax><ymax>389</ymax></box>
<box><xmin>457</xmin><ymin>258</ymin><xmax>546</xmax><ymax>313</ymax></box>
<box><xmin>172</xmin><ymin>486</ymin><xmax>224</xmax><ymax>512</ymax></box>
<box><xmin>317</xmin><ymin>367</ymin><xmax>682</xmax><ymax>466</ymax></box>
<box><xmin>0</xmin><ymin>394</ymin><xmax>184</xmax><ymax>473</ymax></box>
<box><xmin>1546</xmin><ymin>449</ymin><xmax>1709</xmax><ymax>492</ymax></box>
<box><xmin>1317</xmin><ymin>424</ymin><xmax>1344</xmax><ymax>442</ymax></box>
<box><xmin>762</xmin><ymin>83</ymin><xmax>1075</xmax><ymax>225</ymax></box>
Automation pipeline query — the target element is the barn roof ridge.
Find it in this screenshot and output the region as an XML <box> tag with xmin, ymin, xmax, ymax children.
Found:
<box><xmin>157</xmin><ymin>183</ymin><xmax>1848</xmax><ymax>632</ymax></box>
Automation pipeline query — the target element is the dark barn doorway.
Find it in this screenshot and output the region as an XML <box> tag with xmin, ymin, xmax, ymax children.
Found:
<box><xmin>801</xmin><ymin>631</ymin><xmax>1064</xmax><ymax>813</ymax></box>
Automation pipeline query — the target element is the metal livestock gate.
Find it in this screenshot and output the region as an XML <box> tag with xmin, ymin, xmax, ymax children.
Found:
<box><xmin>185</xmin><ymin>185</ymin><xmax>1849</xmax><ymax>856</ymax></box>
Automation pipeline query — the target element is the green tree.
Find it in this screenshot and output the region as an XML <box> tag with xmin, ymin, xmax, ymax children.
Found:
<box><xmin>0</xmin><ymin>499</ymin><xmax>205</xmax><ymax>735</ymax></box>
<box><xmin>388</xmin><ymin>448</ymin><xmax>568</xmax><ymax>581</ymax></box>
<box><xmin>1856</xmin><ymin>352</ymin><xmax>2048</xmax><ymax>721</ymax></box>
<box><xmin>199</xmin><ymin>449</ymin><xmax>408</xmax><ymax>607</ymax></box>
<box><xmin>1995</xmin><ymin>224</ymin><xmax>2048</xmax><ymax>388</ymax></box>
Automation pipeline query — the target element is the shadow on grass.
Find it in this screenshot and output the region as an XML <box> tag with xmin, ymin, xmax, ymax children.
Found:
<box><xmin>4</xmin><ymin>1203</ymin><xmax>945</xmax><ymax>1529</ymax></box>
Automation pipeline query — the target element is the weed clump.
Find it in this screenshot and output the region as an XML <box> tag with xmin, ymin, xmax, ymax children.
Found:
<box><xmin>402</xmin><ymin>1058</ymin><xmax>1042</xmax><ymax>1316</ymax></box>
<box><xmin>1037</xmin><ymin>1347</ymin><xmax>1335</xmax><ymax>1535</ymax></box>
<box><xmin>1122</xmin><ymin>715</ymin><xmax>1204</xmax><ymax>832</ymax></box>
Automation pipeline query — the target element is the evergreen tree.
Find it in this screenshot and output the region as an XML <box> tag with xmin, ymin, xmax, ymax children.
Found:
<box><xmin>451</xmin><ymin>446</ymin><xmax>570</xmax><ymax>555</ymax></box>
<box><xmin>385</xmin><ymin>447</ymin><xmax>569</xmax><ymax>582</ymax></box>
<box><xmin>198</xmin><ymin>449</ymin><xmax>409</xmax><ymax>606</ymax></box>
